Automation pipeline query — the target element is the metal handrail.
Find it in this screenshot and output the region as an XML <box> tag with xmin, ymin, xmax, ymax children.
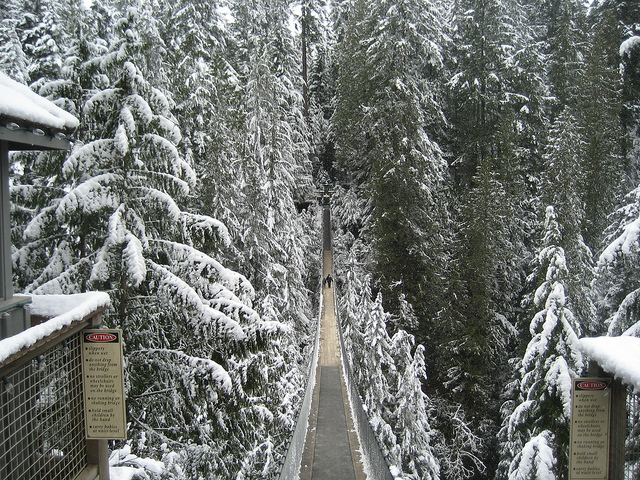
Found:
<box><xmin>333</xmin><ymin>284</ymin><xmax>396</xmax><ymax>480</ymax></box>
<box><xmin>276</xmin><ymin>262</ymin><xmax>322</xmax><ymax>480</ymax></box>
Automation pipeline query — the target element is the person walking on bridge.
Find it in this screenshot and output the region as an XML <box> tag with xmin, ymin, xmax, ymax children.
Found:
<box><xmin>325</xmin><ymin>274</ymin><xmax>333</xmax><ymax>288</ymax></box>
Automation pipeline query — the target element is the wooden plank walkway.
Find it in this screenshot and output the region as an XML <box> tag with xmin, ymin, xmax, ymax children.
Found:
<box><xmin>299</xmin><ymin>207</ymin><xmax>366</xmax><ymax>480</ymax></box>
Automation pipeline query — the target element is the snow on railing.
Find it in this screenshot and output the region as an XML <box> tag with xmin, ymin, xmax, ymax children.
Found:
<box><xmin>0</xmin><ymin>293</ymin><xmax>110</xmax><ymax>364</ymax></box>
<box><xmin>0</xmin><ymin>292</ymin><xmax>110</xmax><ymax>480</ymax></box>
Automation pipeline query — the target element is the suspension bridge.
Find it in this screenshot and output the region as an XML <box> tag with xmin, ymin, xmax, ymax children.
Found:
<box><xmin>277</xmin><ymin>204</ymin><xmax>394</xmax><ymax>480</ymax></box>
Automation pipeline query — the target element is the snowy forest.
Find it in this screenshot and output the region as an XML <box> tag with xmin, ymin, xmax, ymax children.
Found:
<box><xmin>2</xmin><ymin>0</ymin><xmax>640</xmax><ymax>478</ymax></box>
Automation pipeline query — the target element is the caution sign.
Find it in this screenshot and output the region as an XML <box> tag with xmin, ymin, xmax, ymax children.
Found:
<box><xmin>569</xmin><ymin>378</ymin><xmax>612</xmax><ymax>480</ymax></box>
<box><xmin>82</xmin><ymin>329</ymin><xmax>127</xmax><ymax>439</ymax></box>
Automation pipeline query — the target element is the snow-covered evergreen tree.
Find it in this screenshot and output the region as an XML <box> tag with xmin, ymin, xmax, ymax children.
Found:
<box><xmin>541</xmin><ymin>108</ymin><xmax>596</xmax><ymax>334</ymax></box>
<box><xmin>390</xmin><ymin>329</ymin><xmax>439</xmax><ymax>480</ymax></box>
<box><xmin>21</xmin><ymin>0</ymin><xmax>62</xmax><ymax>90</ymax></box>
<box><xmin>499</xmin><ymin>206</ymin><xmax>584</xmax><ymax>480</ymax></box>
<box><xmin>156</xmin><ymin>0</ymin><xmax>239</xmax><ymax>219</ymax></box>
<box><xmin>577</xmin><ymin>1</ymin><xmax>625</xmax><ymax>248</ymax></box>
<box><xmin>11</xmin><ymin>4</ymin><xmax>295</xmax><ymax>476</ymax></box>
<box><xmin>0</xmin><ymin>0</ymin><xmax>28</xmax><ymax>83</ymax></box>
<box><xmin>336</xmin><ymin>242</ymin><xmax>442</xmax><ymax>479</ymax></box>
<box><xmin>594</xmin><ymin>185</ymin><xmax>640</xmax><ymax>337</ymax></box>
<box><xmin>228</xmin><ymin>0</ymin><xmax>315</xmax><ymax>332</ymax></box>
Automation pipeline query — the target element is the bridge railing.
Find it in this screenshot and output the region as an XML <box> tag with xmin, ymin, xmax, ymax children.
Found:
<box><xmin>333</xmin><ymin>285</ymin><xmax>395</xmax><ymax>480</ymax></box>
<box><xmin>276</xmin><ymin>274</ymin><xmax>322</xmax><ymax>479</ymax></box>
<box><xmin>0</xmin><ymin>293</ymin><xmax>110</xmax><ymax>480</ymax></box>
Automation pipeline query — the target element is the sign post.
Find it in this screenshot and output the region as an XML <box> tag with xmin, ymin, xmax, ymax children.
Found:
<box><xmin>569</xmin><ymin>377</ymin><xmax>612</xmax><ymax>480</ymax></box>
<box><xmin>82</xmin><ymin>329</ymin><xmax>127</xmax><ymax>440</ymax></box>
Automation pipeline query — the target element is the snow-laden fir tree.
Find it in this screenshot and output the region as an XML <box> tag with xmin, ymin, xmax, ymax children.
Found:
<box><xmin>576</xmin><ymin>1</ymin><xmax>625</xmax><ymax>248</ymax></box>
<box><xmin>0</xmin><ymin>0</ymin><xmax>28</xmax><ymax>83</ymax></box>
<box><xmin>228</xmin><ymin>0</ymin><xmax>315</xmax><ymax>330</ymax></box>
<box><xmin>222</xmin><ymin>0</ymin><xmax>319</xmax><ymax>474</ymax></box>
<box><xmin>336</xmin><ymin>245</ymin><xmax>442</xmax><ymax>479</ymax></box>
<box><xmin>594</xmin><ymin>184</ymin><xmax>640</xmax><ymax>337</ymax></box>
<box><xmin>12</xmin><ymin>4</ymin><xmax>291</xmax><ymax>476</ymax></box>
<box><xmin>11</xmin><ymin>0</ymin><xmax>113</xmax><ymax>292</ymax></box>
<box><xmin>499</xmin><ymin>206</ymin><xmax>584</xmax><ymax>480</ymax></box>
<box><xmin>390</xmin><ymin>327</ymin><xmax>439</xmax><ymax>480</ymax></box>
<box><xmin>21</xmin><ymin>0</ymin><xmax>62</xmax><ymax>91</ymax></box>
<box><xmin>156</xmin><ymin>0</ymin><xmax>240</xmax><ymax>219</ymax></box>
<box><xmin>540</xmin><ymin>107</ymin><xmax>596</xmax><ymax>335</ymax></box>
<box><xmin>334</xmin><ymin>0</ymin><xmax>453</xmax><ymax>342</ymax></box>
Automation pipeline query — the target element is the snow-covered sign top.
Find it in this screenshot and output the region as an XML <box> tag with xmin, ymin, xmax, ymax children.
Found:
<box><xmin>0</xmin><ymin>72</ymin><xmax>78</xmax><ymax>132</ymax></box>
<box><xmin>578</xmin><ymin>336</ymin><xmax>640</xmax><ymax>393</ymax></box>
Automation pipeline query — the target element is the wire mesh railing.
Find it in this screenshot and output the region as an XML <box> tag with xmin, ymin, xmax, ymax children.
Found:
<box><xmin>0</xmin><ymin>299</ymin><xmax>107</xmax><ymax>480</ymax></box>
<box><xmin>276</xmin><ymin>271</ymin><xmax>322</xmax><ymax>480</ymax></box>
<box><xmin>333</xmin><ymin>286</ymin><xmax>395</xmax><ymax>480</ymax></box>
<box><xmin>625</xmin><ymin>389</ymin><xmax>640</xmax><ymax>480</ymax></box>
<box><xmin>1</xmin><ymin>331</ymin><xmax>87</xmax><ymax>480</ymax></box>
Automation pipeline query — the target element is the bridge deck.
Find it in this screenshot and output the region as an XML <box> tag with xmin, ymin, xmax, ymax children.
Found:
<box><xmin>299</xmin><ymin>207</ymin><xmax>366</xmax><ymax>480</ymax></box>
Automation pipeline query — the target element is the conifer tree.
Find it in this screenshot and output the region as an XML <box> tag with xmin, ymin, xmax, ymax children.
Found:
<box><xmin>576</xmin><ymin>1</ymin><xmax>625</xmax><ymax>248</ymax></box>
<box><xmin>334</xmin><ymin>0</ymin><xmax>451</xmax><ymax>325</ymax></box>
<box><xmin>499</xmin><ymin>206</ymin><xmax>584</xmax><ymax>480</ymax></box>
<box><xmin>21</xmin><ymin>0</ymin><xmax>62</xmax><ymax>90</ymax></box>
<box><xmin>594</xmin><ymin>185</ymin><xmax>640</xmax><ymax>336</ymax></box>
<box><xmin>390</xmin><ymin>329</ymin><xmax>439</xmax><ymax>480</ymax></box>
<box><xmin>544</xmin><ymin>0</ymin><xmax>587</xmax><ymax>118</ymax></box>
<box><xmin>0</xmin><ymin>0</ymin><xmax>28</xmax><ymax>83</ymax></box>
<box><xmin>541</xmin><ymin>108</ymin><xmax>596</xmax><ymax>334</ymax></box>
<box><xmin>12</xmin><ymin>4</ymin><xmax>293</xmax><ymax>475</ymax></box>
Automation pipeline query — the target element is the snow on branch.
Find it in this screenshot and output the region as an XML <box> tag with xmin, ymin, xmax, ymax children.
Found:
<box><xmin>124</xmin><ymin>232</ymin><xmax>147</xmax><ymax>287</ymax></box>
<box><xmin>606</xmin><ymin>288</ymin><xmax>640</xmax><ymax>336</ymax></box>
<box><xmin>125</xmin><ymin>93</ymin><xmax>154</xmax><ymax>125</ymax></box>
<box><xmin>55</xmin><ymin>172</ymin><xmax>121</xmax><ymax>220</ymax></box>
<box><xmin>85</xmin><ymin>88</ymin><xmax>122</xmax><ymax>115</ymax></box>
<box><xmin>155</xmin><ymin>114</ymin><xmax>182</xmax><ymax>144</ymax></box>
<box><xmin>22</xmin><ymin>203</ymin><xmax>58</xmax><ymax>240</ymax></box>
<box><xmin>147</xmin><ymin>260</ymin><xmax>247</xmax><ymax>341</ymax></box>
<box><xmin>152</xmin><ymin>239</ymin><xmax>248</xmax><ymax>293</ymax></box>
<box><xmin>131</xmin><ymin>349</ymin><xmax>232</xmax><ymax>394</ymax></box>
<box><xmin>141</xmin><ymin>133</ymin><xmax>196</xmax><ymax>187</ymax></box>
<box><xmin>182</xmin><ymin>212</ymin><xmax>232</xmax><ymax>247</ymax></box>
<box><xmin>62</xmin><ymin>139</ymin><xmax>116</xmax><ymax>179</ymax></box>
<box><xmin>543</xmin><ymin>356</ymin><xmax>572</xmax><ymax>418</ymax></box>
<box><xmin>30</xmin><ymin>254</ymin><xmax>96</xmax><ymax>294</ymax></box>
<box><xmin>598</xmin><ymin>216</ymin><xmax>640</xmax><ymax>265</ymax></box>
<box><xmin>143</xmin><ymin>187</ymin><xmax>182</xmax><ymax>221</ymax></box>
<box><xmin>130</xmin><ymin>171</ymin><xmax>190</xmax><ymax>197</ymax></box>
<box><xmin>509</xmin><ymin>431</ymin><xmax>555</xmax><ymax>480</ymax></box>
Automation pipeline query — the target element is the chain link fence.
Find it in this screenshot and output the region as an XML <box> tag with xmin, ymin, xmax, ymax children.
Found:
<box><xmin>0</xmin><ymin>331</ymin><xmax>87</xmax><ymax>480</ymax></box>
<box><xmin>276</xmin><ymin>280</ymin><xmax>322</xmax><ymax>480</ymax></box>
<box><xmin>334</xmin><ymin>287</ymin><xmax>395</xmax><ymax>480</ymax></box>
<box><xmin>626</xmin><ymin>389</ymin><xmax>640</xmax><ymax>480</ymax></box>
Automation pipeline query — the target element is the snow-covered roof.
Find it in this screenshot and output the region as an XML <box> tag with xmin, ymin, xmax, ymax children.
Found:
<box><xmin>0</xmin><ymin>72</ymin><xmax>78</xmax><ymax>133</ymax></box>
<box><xmin>0</xmin><ymin>292</ymin><xmax>111</xmax><ymax>364</ymax></box>
<box><xmin>578</xmin><ymin>336</ymin><xmax>640</xmax><ymax>393</ymax></box>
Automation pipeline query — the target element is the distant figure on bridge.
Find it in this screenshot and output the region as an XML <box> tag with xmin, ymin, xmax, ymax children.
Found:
<box><xmin>325</xmin><ymin>274</ymin><xmax>333</xmax><ymax>288</ymax></box>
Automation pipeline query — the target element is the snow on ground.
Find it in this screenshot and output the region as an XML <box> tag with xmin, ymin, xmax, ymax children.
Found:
<box><xmin>0</xmin><ymin>72</ymin><xmax>78</xmax><ymax>131</ymax></box>
<box><xmin>578</xmin><ymin>336</ymin><xmax>640</xmax><ymax>393</ymax></box>
<box><xmin>0</xmin><ymin>292</ymin><xmax>110</xmax><ymax>363</ymax></box>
